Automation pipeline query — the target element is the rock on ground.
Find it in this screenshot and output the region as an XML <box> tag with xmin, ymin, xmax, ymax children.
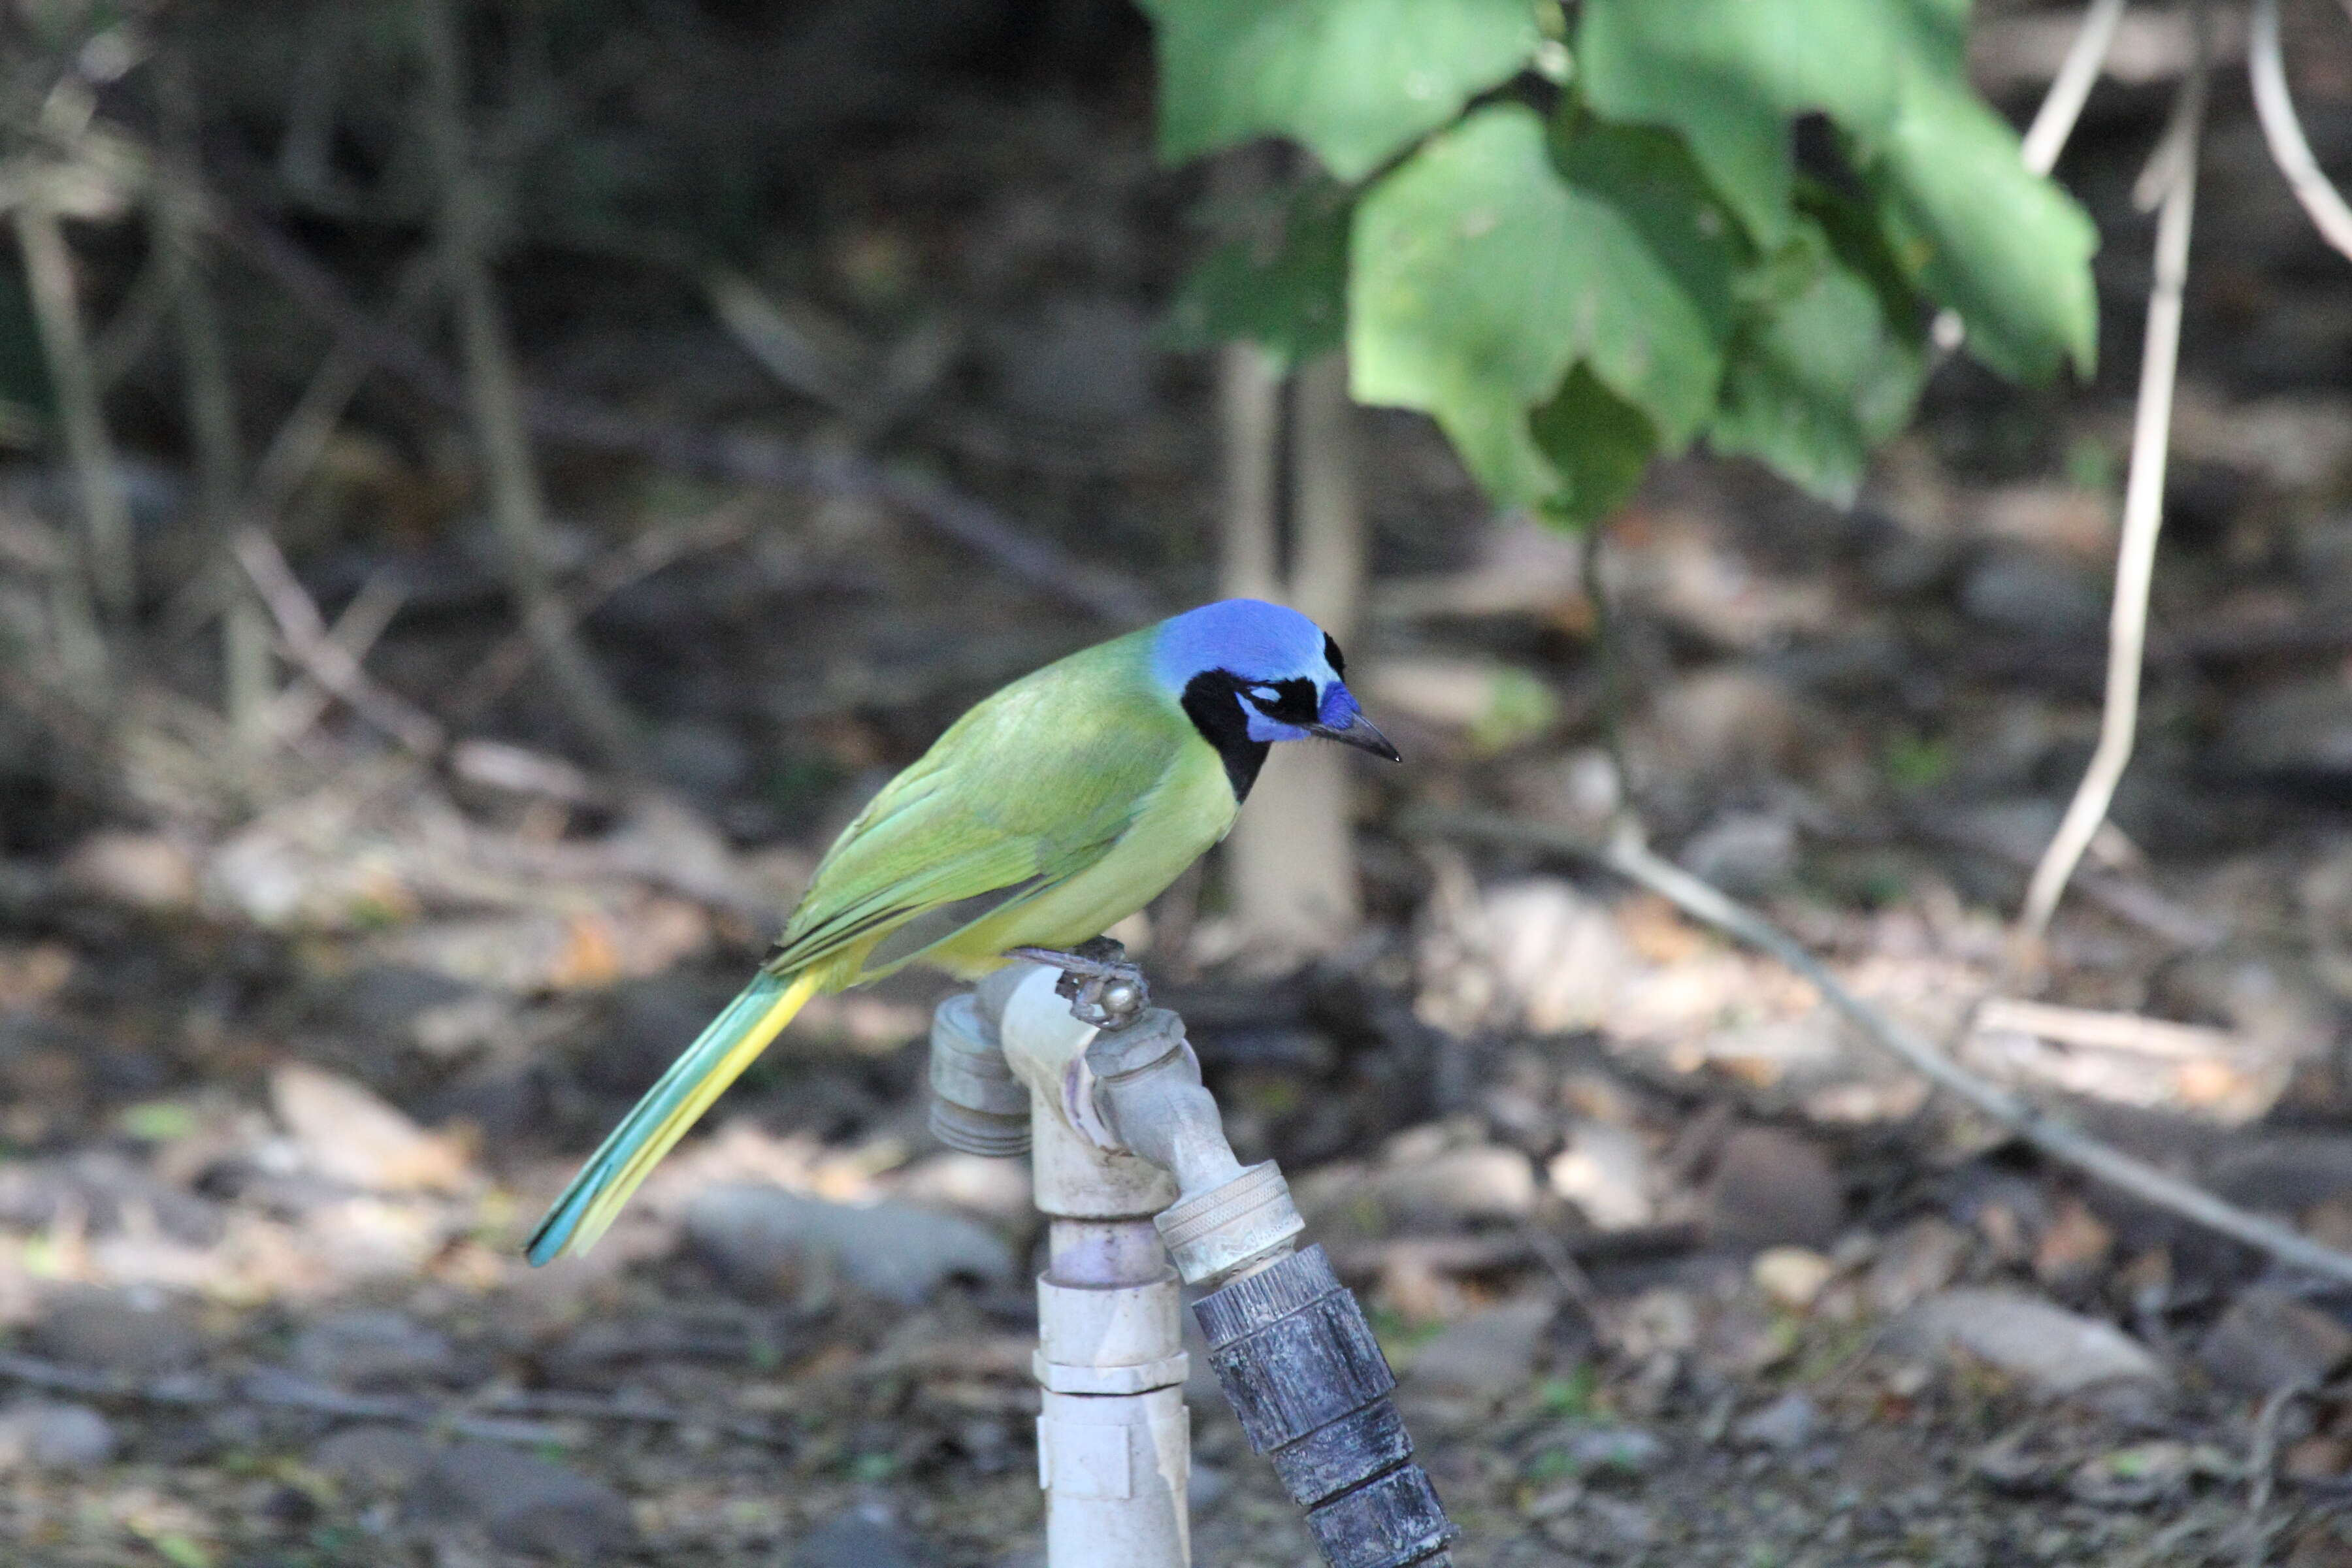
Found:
<box><xmin>1886</xmin><ymin>1287</ymin><xmax>2168</xmax><ymax>1397</ymax></box>
<box><xmin>0</xmin><ymin>1401</ymin><xmax>115</xmax><ymax>1471</ymax></box>
<box><xmin>794</xmin><ymin>1510</ymin><xmax>926</xmax><ymax>1568</ymax></box>
<box><xmin>1407</xmin><ymin>1298</ymin><xmax>1558</xmax><ymax>1398</ymax></box>
<box><xmin>408</xmin><ymin>1441</ymin><xmax>634</xmax><ymax>1559</ymax></box>
<box><xmin>683</xmin><ymin>1184</ymin><xmax>1016</xmax><ymax>1305</ymax></box>
<box><xmin>28</xmin><ymin>1284</ymin><xmax>201</xmax><ymax>1376</ymax></box>
<box><xmin>1704</xmin><ymin>1127</ymin><xmax>1843</xmax><ymax>1249</ymax></box>
<box><xmin>313</xmin><ymin>1424</ymin><xmax>436</xmax><ymax>1493</ymax></box>
<box><xmin>295</xmin><ymin>1309</ymin><xmax>457</xmax><ymax>1389</ymax></box>
<box><xmin>2197</xmin><ymin>1289</ymin><xmax>2352</xmax><ymax>1394</ymax></box>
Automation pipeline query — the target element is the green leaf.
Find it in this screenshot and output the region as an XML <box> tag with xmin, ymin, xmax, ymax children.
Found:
<box><xmin>1576</xmin><ymin>0</ymin><xmax>1904</xmax><ymax>247</ymax></box>
<box><xmin>1863</xmin><ymin>76</ymin><xmax>2099</xmax><ymax>380</ymax></box>
<box><xmin>1708</xmin><ymin>223</ymin><xmax>1927</xmax><ymax>504</ymax></box>
<box><xmin>1577</xmin><ymin>0</ymin><xmax>2098</xmax><ymax>381</ymax></box>
<box><xmin>1141</xmin><ymin>0</ymin><xmax>1542</xmax><ymax>181</ymax></box>
<box><xmin>1349</xmin><ymin>105</ymin><xmax>1726</xmax><ymax>508</ymax></box>
<box><xmin>1530</xmin><ymin>365</ymin><xmax>1658</xmax><ymax>528</ymax></box>
<box><xmin>1164</xmin><ymin>181</ymin><xmax>1350</xmax><ymax>370</ymax></box>
<box><xmin>1552</xmin><ymin>120</ymin><xmax>1746</xmax><ymax>346</ymax></box>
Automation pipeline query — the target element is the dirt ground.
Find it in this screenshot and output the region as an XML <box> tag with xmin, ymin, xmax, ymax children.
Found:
<box><xmin>8</xmin><ymin>2</ymin><xmax>2352</xmax><ymax>1564</ymax></box>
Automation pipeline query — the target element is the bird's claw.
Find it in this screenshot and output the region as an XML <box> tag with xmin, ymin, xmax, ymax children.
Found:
<box><xmin>1008</xmin><ymin>938</ymin><xmax>1149</xmax><ymax>1030</ymax></box>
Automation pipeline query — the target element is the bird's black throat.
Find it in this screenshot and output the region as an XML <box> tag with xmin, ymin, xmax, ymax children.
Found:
<box><xmin>1181</xmin><ymin>670</ymin><xmax>1273</xmax><ymax>802</ymax></box>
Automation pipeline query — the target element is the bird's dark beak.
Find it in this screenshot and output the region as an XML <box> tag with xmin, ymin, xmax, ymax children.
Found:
<box><xmin>1311</xmin><ymin>711</ymin><xmax>1401</xmax><ymax>762</ymax></box>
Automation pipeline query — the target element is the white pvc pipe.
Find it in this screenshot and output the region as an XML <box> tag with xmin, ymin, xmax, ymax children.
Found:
<box><xmin>1000</xmin><ymin>966</ymin><xmax>1190</xmax><ymax>1568</ymax></box>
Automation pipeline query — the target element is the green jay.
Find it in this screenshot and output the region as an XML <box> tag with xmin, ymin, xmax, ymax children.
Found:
<box><xmin>526</xmin><ymin>597</ymin><xmax>1397</xmax><ymax>1264</ymax></box>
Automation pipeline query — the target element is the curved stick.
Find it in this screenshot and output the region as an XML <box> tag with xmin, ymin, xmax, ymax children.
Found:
<box><xmin>2250</xmin><ymin>0</ymin><xmax>2352</xmax><ymax>263</ymax></box>
<box><xmin>1413</xmin><ymin>808</ymin><xmax>2352</xmax><ymax>1288</ymax></box>
<box><xmin>2023</xmin><ymin>0</ymin><xmax>2132</xmax><ymax>176</ymax></box>
<box><xmin>2018</xmin><ymin>41</ymin><xmax>2206</xmax><ymax>944</ymax></box>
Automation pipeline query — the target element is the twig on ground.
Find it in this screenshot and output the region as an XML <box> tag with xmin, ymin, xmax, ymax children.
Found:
<box><xmin>2241</xmin><ymin>1377</ymin><xmax>2310</xmax><ymax>1567</ymax></box>
<box><xmin>416</xmin><ymin>0</ymin><xmax>644</xmax><ymax>776</ymax></box>
<box><xmin>2023</xmin><ymin>0</ymin><xmax>2133</xmax><ymax>174</ymax></box>
<box><xmin>2018</xmin><ymin>27</ymin><xmax>2207</xmax><ymax>947</ymax></box>
<box><xmin>13</xmin><ymin>189</ymin><xmax>133</xmax><ymax>627</ymax></box>
<box><xmin>1409</xmin><ymin>807</ymin><xmax>2352</xmax><ymax>1288</ymax></box>
<box><xmin>1973</xmin><ymin>996</ymin><xmax>2238</xmax><ymax>1060</ymax></box>
<box><xmin>232</xmin><ymin>527</ymin><xmax>445</xmax><ymax>757</ymax></box>
<box><xmin>2250</xmin><ymin>0</ymin><xmax>2352</xmax><ymax>263</ymax></box>
<box><xmin>207</xmin><ymin>205</ymin><xmax>1155</xmax><ymax>624</ymax></box>
<box><xmin>1908</xmin><ymin>811</ymin><xmax>2225</xmax><ymax>949</ymax></box>
<box><xmin>1325</xmin><ymin>1223</ymin><xmax>1701</xmax><ymax>1284</ymax></box>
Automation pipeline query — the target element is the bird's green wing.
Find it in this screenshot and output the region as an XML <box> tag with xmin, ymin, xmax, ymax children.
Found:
<box><xmin>763</xmin><ymin>644</ymin><xmax>1186</xmax><ymax>979</ymax></box>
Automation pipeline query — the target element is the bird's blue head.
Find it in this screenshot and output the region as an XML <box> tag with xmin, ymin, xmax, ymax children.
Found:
<box><xmin>1151</xmin><ymin>598</ymin><xmax>1399</xmax><ymax>799</ymax></box>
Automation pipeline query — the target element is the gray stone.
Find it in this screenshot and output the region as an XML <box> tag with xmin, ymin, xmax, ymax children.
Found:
<box><xmin>2204</xmin><ymin>1134</ymin><xmax>2352</xmax><ymax>1212</ymax></box>
<box><xmin>409</xmin><ymin>1441</ymin><xmax>632</xmax><ymax>1560</ymax></box>
<box><xmin>683</xmin><ymin>1184</ymin><xmax>1016</xmax><ymax>1305</ymax></box>
<box><xmin>314</xmin><ymin>1424</ymin><xmax>435</xmax><ymax>1492</ymax></box>
<box><xmin>28</xmin><ymin>1284</ymin><xmax>200</xmax><ymax>1376</ymax></box>
<box><xmin>295</xmin><ymin>1311</ymin><xmax>457</xmax><ymax>1390</ymax></box>
<box><xmin>1475</xmin><ymin>877</ymin><xmax>1630</xmax><ymax>1034</ymax></box>
<box><xmin>2197</xmin><ymin>1290</ymin><xmax>2352</xmax><ymax>1394</ymax></box>
<box><xmin>1371</xmin><ymin>1144</ymin><xmax>1539</xmax><ymax>1225</ymax></box>
<box><xmin>1680</xmin><ymin>811</ymin><xmax>1799</xmax><ymax>896</ymax></box>
<box><xmin>1886</xmin><ymin>1288</ymin><xmax>2168</xmax><ymax>1397</ymax></box>
<box><xmin>0</xmin><ymin>1401</ymin><xmax>115</xmax><ymax>1470</ymax></box>
<box><xmin>1581</xmin><ymin>1494</ymin><xmax>1658</xmax><ymax>1549</ymax></box>
<box><xmin>1732</xmin><ymin>1392</ymin><xmax>1817</xmax><ymax>1451</ymax></box>
<box><xmin>1548</xmin><ymin>1119</ymin><xmax>1654</xmax><ymax>1232</ymax></box>
<box><xmin>794</xmin><ymin>1511</ymin><xmax>922</xmax><ymax>1568</ymax></box>
<box><xmin>2220</xmin><ymin>679</ymin><xmax>2352</xmax><ymax>777</ymax></box>
<box><xmin>1705</xmin><ymin>1128</ymin><xmax>1843</xmax><ymax>1249</ymax></box>
<box><xmin>1407</xmin><ymin>1298</ymin><xmax>1556</xmax><ymax>1397</ymax></box>
<box><xmin>1957</xmin><ymin>550</ymin><xmax>2105</xmax><ymax>635</ymax></box>
<box><xmin>1559</xmin><ymin>1425</ymin><xmax>1666</xmax><ymax>1477</ymax></box>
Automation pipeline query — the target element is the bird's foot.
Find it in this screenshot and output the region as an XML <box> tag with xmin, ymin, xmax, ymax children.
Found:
<box><xmin>1007</xmin><ymin>938</ymin><xmax>1149</xmax><ymax>1030</ymax></box>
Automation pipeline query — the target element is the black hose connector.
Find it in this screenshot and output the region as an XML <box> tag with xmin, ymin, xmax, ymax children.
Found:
<box><xmin>1194</xmin><ymin>1245</ymin><xmax>1457</xmax><ymax>1568</ymax></box>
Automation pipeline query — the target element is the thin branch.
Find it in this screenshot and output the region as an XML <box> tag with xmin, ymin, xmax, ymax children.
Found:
<box><xmin>208</xmin><ymin>206</ymin><xmax>1155</xmax><ymax>625</ymax></box>
<box><xmin>261</xmin><ymin>571</ymin><xmax>410</xmax><ymax>744</ymax></box>
<box><xmin>155</xmin><ymin>50</ymin><xmax>272</xmax><ymax>747</ymax></box>
<box><xmin>250</xmin><ymin>251</ymin><xmax>444</xmax><ymax>519</ymax></box>
<box><xmin>232</xmin><ymin>527</ymin><xmax>445</xmax><ymax>757</ymax></box>
<box><xmin>1410</xmin><ymin>807</ymin><xmax>2352</xmax><ymax>1288</ymax></box>
<box><xmin>2018</xmin><ymin>29</ymin><xmax>2206</xmax><ymax>946</ymax></box>
<box><xmin>446</xmin><ymin>492</ymin><xmax>762</xmax><ymax>721</ymax></box>
<box><xmin>14</xmin><ymin>191</ymin><xmax>133</xmax><ymax>624</ymax></box>
<box><xmin>416</xmin><ymin>0</ymin><xmax>644</xmax><ymax>776</ymax></box>
<box><xmin>2023</xmin><ymin>0</ymin><xmax>2133</xmax><ymax>176</ymax></box>
<box><xmin>2251</xmin><ymin>0</ymin><xmax>2352</xmax><ymax>262</ymax></box>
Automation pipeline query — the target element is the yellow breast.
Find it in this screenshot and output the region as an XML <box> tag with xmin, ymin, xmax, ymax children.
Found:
<box><xmin>923</xmin><ymin>739</ymin><xmax>1239</xmax><ymax>977</ymax></box>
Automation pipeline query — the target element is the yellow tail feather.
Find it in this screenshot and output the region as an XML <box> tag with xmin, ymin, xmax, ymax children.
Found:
<box><xmin>529</xmin><ymin>968</ymin><xmax>819</xmax><ymax>1263</ymax></box>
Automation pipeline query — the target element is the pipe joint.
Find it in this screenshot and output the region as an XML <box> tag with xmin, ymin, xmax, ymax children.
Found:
<box><xmin>927</xmin><ymin>990</ymin><xmax>1031</xmax><ymax>1156</ymax></box>
<box><xmin>1085</xmin><ymin>1011</ymin><xmax>1304</xmax><ymax>1284</ymax></box>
